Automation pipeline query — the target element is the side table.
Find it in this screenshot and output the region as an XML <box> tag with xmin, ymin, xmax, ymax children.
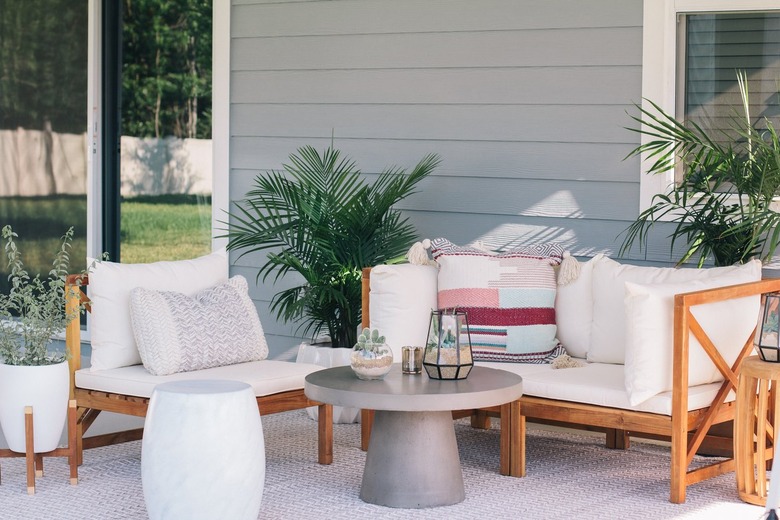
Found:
<box><xmin>735</xmin><ymin>356</ymin><xmax>780</xmax><ymax>506</ymax></box>
<box><xmin>142</xmin><ymin>380</ymin><xmax>265</xmax><ymax>520</ymax></box>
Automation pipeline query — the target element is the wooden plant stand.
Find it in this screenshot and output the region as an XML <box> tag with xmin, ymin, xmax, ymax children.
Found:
<box><xmin>0</xmin><ymin>399</ymin><xmax>78</xmax><ymax>494</ymax></box>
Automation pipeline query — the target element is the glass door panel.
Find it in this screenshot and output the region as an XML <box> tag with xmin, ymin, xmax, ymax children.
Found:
<box><xmin>0</xmin><ymin>0</ymin><xmax>89</xmax><ymax>291</ymax></box>
<box><xmin>119</xmin><ymin>0</ymin><xmax>213</xmax><ymax>263</ymax></box>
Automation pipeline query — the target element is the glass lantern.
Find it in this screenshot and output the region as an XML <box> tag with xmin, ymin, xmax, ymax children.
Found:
<box><xmin>755</xmin><ymin>292</ymin><xmax>780</xmax><ymax>362</ymax></box>
<box><xmin>423</xmin><ymin>310</ymin><xmax>473</xmax><ymax>380</ymax></box>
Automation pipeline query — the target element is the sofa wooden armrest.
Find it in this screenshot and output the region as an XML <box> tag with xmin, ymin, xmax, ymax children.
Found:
<box><xmin>65</xmin><ymin>274</ymin><xmax>333</xmax><ymax>468</ymax></box>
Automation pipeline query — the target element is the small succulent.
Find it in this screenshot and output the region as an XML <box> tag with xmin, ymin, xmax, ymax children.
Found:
<box><xmin>355</xmin><ymin>327</ymin><xmax>385</xmax><ymax>353</ymax></box>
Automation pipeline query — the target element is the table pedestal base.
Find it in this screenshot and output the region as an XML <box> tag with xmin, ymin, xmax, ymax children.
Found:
<box><xmin>360</xmin><ymin>410</ymin><xmax>464</xmax><ymax>508</ymax></box>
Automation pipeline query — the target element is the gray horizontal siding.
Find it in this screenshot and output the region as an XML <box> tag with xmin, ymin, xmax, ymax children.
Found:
<box><xmin>232</xmin><ymin>0</ymin><xmax>641</xmax><ymax>36</ymax></box>
<box><xmin>231</xmin><ymin>67</ymin><xmax>641</xmax><ymax>105</ymax></box>
<box><xmin>230</xmin><ymin>170</ymin><xmax>638</xmax><ymax>221</ymax></box>
<box><xmin>228</xmin><ymin>0</ymin><xmax>647</xmax><ymax>357</ymax></box>
<box><xmin>232</xmin><ymin>29</ymin><xmax>641</xmax><ymax>70</ymax></box>
<box><xmin>231</xmin><ymin>104</ymin><xmax>634</xmax><ymax>143</ymax></box>
<box><xmin>230</xmin><ymin>137</ymin><xmax>640</xmax><ymax>182</ymax></box>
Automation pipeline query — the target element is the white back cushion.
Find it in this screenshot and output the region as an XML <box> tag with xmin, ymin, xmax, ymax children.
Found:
<box><xmin>89</xmin><ymin>251</ymin><xmax>228</xmax><ymax>371</ymax></box>
<box><xmin>369</xmin><ymin>264</ymin><xmax>438</xmax><ymax>360</ymax></box>
<box><xmin>589</xmin><ymin>257</ymin><xmax>761</xmax><ymax>364</ymax></box>
<box><xmin>624</xmin><ymin>260</ymin><xmax>761</xmax><ymax>405</ymax></box>
<box><xmin>554</xmin><ymin>254</ymin><xmax>602</xmax><ymax>359</ymax></box>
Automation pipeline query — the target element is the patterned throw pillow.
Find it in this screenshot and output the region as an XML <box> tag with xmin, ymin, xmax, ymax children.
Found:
<box><xmin>129</xmin><ymin>275</ymin><xmax>269</xmax><ymax>376</ymax></box>
<box><xmin>430</xmin><ymin>238</ymin><xmax>566</xmax><ymax>363</ymax></box>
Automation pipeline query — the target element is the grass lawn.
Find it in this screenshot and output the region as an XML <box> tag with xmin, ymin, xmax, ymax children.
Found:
<box><xmin>121</xmin><ymin>195</ymin><xmax>212</xmax><ymax>263</ymax></box>
<box><xmin>0</xmin><ymin>195</ymin><xmax>211</xmax><ymax>292</ymax></box>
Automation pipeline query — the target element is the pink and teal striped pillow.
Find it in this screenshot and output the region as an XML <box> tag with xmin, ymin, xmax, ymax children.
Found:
<box><xmin>430</xmin><ymin>238</ymin><xmax>566</xmax><ymax>363</ymax></box>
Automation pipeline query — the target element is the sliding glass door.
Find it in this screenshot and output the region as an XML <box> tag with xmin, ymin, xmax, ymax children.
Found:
<box><xmin>0</xmin><ymin>0</ymin><xmax>89</xmax><ymax>291</ymax></box>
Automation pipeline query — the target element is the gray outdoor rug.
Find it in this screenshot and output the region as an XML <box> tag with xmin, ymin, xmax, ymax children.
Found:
<box><xmin>0</xmin><ymin>411</ymin><xmax>767</xmax><ymax>519</ymax></box>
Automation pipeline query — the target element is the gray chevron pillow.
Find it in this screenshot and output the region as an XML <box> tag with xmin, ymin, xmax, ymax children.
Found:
<box><xmin>129</xmin><ymin>275</ymin><xmax>268</xmax><ymax>376</ymax></box>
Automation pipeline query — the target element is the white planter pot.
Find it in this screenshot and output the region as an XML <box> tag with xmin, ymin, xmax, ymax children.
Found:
<box><xmin>0</xmin><ymin>361</ymin><xmax>69</xmax><ymax>453</ymax></box>
<box><xmin>296</xmin><ymin>342</ymin><xmax>360</xmax><ymax>424</ymax></box>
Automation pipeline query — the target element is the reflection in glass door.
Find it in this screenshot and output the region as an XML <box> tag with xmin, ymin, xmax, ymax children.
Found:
<box><xmin>118</xmin><ymin>0</ymin><xmax>213</xmax><ymax>263</ymax></box>
<box><xmin>0</xmin><ymin>0</ymin><xmax>89</xmax><ymax>291</ymax></box>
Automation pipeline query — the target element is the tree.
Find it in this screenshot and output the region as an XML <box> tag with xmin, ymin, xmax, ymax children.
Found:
<box><xmin>0</xmin><ymin>0</ymin><xmax>88</xmax><ymax>133</ymax></box>
<box><xmin>122</xmin><ymin>0</ymin><xmax>212</xmax><ymax>139</ymax></box>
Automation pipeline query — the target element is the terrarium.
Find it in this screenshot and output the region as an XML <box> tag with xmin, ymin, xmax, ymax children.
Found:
<box><xmin>423</xmin><ymin>310</ymin><xmax>473</xmax><ymax>380</ymax></box>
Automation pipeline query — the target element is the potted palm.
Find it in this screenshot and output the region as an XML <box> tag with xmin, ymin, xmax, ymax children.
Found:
<box><xmin>0</xmin><ymin>226</ymin><xmax>88</xmax><ymax>453</ymax></box>
<box><xmin>225</xmin><ymin>146</ymin><xmax>439</xmax><ymax>420</ymax></box>
<box><xmin>621</xmin><ymin>71</ymin><xmax>780</xmax><ymax>266</ymax></box>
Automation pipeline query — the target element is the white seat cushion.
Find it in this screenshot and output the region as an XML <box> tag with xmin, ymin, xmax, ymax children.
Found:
<box><xmin>75</xmin><ymin>360</ymin><xmax>321</xmax><ymax>399</ymax></box>
<box><xmin>476</xmin><ymin>361</ymin><xmax>731</xmax><ymax>416</ymax></box>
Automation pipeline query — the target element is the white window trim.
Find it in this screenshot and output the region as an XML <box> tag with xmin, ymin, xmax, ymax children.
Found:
<box><xmin>212</xmin><ymin>0</ymin><xmax>230</xmax><ymax>253</ymax></box>
<box><xmin>640</xmin><ymin>0</ymin><xmax>780</xmax><ymax>213</ymax></box>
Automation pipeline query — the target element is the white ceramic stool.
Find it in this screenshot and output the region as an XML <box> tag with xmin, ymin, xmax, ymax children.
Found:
<box><xmin>142</xmin><ymin>380</ymin><xmax>265</xmax><ymax>520</ymax></box>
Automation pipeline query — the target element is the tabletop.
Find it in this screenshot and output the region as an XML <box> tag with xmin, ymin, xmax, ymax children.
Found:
<box><xmin>304</xmin><ymin>364</ymin><xmax>523</xmax><ymax>412</ymax></box>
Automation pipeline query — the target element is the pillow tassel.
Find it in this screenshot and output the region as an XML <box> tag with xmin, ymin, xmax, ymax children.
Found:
<box><xmin>406</xmin><ymin>239</ymin><xmax>437</xmax><ymax>266</ymax></box>
<box><xmin>551</xmin><ymin>354</ymin><xmax>586</xmax><ymax>369</ymax></box>
<box><xmin>557</xmin><ymin>251</ymin><xmax>580</xmax><ymax>286</ymax></box>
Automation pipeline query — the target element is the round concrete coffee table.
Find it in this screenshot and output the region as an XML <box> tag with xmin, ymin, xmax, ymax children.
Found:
<box><xmin>305</xmin><ymin>365</ymin><xmax>523</xmax><ymax>508</ymax></box>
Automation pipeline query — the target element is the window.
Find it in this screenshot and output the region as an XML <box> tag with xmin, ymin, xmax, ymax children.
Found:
<box><xmin>640</xmin><ymin>0</ymin><xmax>780</xmax><ymax>212</ymax></box>
<box><xmin>118</xmin><ymin>0</ymin><xmax>214</xmax><ymax>263</ymax></box>
<box><xmin>85</xmin><ymin>0</ymin><xmax>229</xmax><ymax>264</ymax></box>
<box><xmin>679</xmin><ymin>12</ymin><xmax>780</xmax><ymax>155</ymax></box>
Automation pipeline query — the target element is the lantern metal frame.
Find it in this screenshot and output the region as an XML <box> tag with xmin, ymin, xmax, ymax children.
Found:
<box><xmin>755</xmin><ymin>292</ymin><xmax>780</xmax><ymax>363</ymax></box>
<box><xmin>423</xmin><ymin>310</ymin><xmax>473</xmax><ymax>380</ymax></box>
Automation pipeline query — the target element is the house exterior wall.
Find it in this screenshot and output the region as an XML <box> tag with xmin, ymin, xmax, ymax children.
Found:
<box><xmin>228</xmin><ymin>0</ymin><xmax>654</xmax><ymax>357</ymax></box>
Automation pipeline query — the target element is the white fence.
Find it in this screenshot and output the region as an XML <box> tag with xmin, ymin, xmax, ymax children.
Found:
<box><xmin>0</xmin><ymin>129</ymin><xmax>212</xmax><ymax>197</ymax></box>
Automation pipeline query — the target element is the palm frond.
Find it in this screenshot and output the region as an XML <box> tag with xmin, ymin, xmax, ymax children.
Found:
<box><xmin>621</xmin><ymin>71</ymin><xmax>780</xmax><ymax>266</ymax></box>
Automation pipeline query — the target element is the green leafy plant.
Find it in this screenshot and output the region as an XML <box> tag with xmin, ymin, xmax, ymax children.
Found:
<box><xmin>621</xmin><ymin>71</ymin><xmax>780</xmax><ymax>267</ymax></box>
<box><xmin>225</xmin><ymin>146</ymin><xmax>440</xmax><ymax>348</ymax></box>
<box><xmin>0</xmin><ymin>226</ymin><xmax>88</xmax><ymax>366</ymax></box>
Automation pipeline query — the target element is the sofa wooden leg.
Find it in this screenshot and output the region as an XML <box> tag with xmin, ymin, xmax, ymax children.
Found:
<box><xmin>511</xmin><ymin>400</ymin><xmax>525</xmax><ymax>477</ymax></box>
<box><xmin>499</xmin><ymin>400</ymin><xmax>525</xmax><ymax>477</ymax></box>
<box><xmin>606</xmin><ymin>428</ymin><xmax>630</xmax><ymax>450</ymax></box>
<box><xmin>670</xmin><ymin>417</ymin><xmax>687</xmax><ymax>503</ymax></box>
<box><xmin>318</xmin><ymin>403</ymin><xmax>333</xmax><ymax>465</ymax></box>
<box><xmin>500</xmin><ymin>403</ymin><xmax>510</xmax><ymax>475</ymax></box>
<box><xmin>471</xmin><ymin>410</ymin><xmax>491</xmax><ymax>430</ymax></box>
<box><xmin>361</xmin><ymin>409</ymin><xmax>374</xmax><ymax>451</ymax></box>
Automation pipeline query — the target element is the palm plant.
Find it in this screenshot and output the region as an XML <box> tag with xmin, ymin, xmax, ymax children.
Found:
<box><xmin>621</xmin><ymin>71</ymin><xmax>780</xmax><ymax>266</ymax></box>
<box><xmin>225</xmin><ymin>146</ymin><xmax>440</xmax><ymax>348</ymax></box>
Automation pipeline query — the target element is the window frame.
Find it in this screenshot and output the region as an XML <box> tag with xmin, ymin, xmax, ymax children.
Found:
<box><xmin>80</xmin><ymin>0</ymin><xmax>229</xmax><ymax>341</ymax></box>
<box><xmin>640</xmin><ymin>0</ymin><xmax>780</xmax><ymax>214</ymax></box>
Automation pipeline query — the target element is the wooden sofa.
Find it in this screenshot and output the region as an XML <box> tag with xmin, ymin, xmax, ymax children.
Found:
<box><xmin>361</xmin><ymin>264</ymin><xmax>780</xmax><ymax>503</ymax></box>
<box><xmin>65</xmin><ymin>274</ymin><xmax>333</xmax><ymax>474</ymax></box>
